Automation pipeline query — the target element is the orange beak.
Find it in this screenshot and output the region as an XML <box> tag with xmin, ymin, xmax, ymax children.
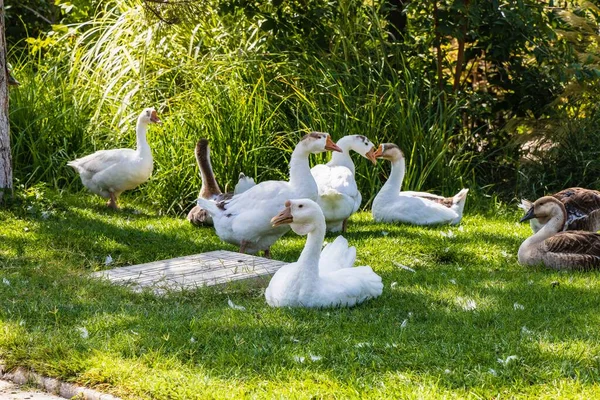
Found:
<box><xmin>372</xmin><ymin>144</ymin><xmax>384</xmax><ymax>159</ymax></box>
<box><xmin>271</xmin><ymin>201</ymin><xmax>294</xmax><ymax>227</ymax></box>
<box><xmin>325</xmin><ymin>136</ymin><xmax>343</xmax><ymax>153</ymax></box>
<box><xmin>150</xmin><ymin>110</ymin><xmax>161</xmax><ymax>124</ymax></box>
<box><xmin>365</xmin><ymin>147</ymin><xmax>378</xmax><ymax>165</ymax></box>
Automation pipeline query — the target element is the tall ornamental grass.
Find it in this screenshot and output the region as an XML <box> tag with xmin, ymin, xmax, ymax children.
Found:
<box><xmin>9</xmin><ymin>0</ymin><xmax>473</xmax><ymax>215</ymax></box>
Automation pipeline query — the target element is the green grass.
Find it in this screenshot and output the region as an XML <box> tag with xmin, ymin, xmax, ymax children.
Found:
<box><xmin>2</xmin><ymin>188</ymin><xmax>600</xmax><ymax>399</ymax></box>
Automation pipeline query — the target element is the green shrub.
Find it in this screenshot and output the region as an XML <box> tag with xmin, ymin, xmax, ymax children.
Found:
<box><xmin>9</xmin><ymin>0</ymin><xmax>474</xmax><ymax>215</ymax></box>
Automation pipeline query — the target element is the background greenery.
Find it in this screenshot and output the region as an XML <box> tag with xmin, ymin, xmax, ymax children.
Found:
<box><xmin>5</xmin><ymin>0</ymin><xmax>600</xmax><ymax>213</ymax></box>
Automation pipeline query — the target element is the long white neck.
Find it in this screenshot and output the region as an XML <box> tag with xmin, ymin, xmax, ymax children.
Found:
<box><xmin>289</xmin><ymin>146</ymin><xmax>318</xmax><ymax>199</ymax></box>
<box><xmin>296</xmin><ymin>222</ymin><xmax>326</xmax><ymax>279</ymax></box>
<box><xmin>380</xmin><ymin>157</ymin><xmax>405</xmax><ymax>196</ymax></box>
<box><xmin>135</xmin><ymin>118</ymin><xmax>150</xmax><ymax>155</ymax></box>
<box><xmin>328</xmin><ymin>137</ymin><xmax>356</xmax><ymax>174</ymax></box>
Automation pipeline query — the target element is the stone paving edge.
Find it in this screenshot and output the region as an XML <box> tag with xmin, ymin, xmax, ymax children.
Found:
<box><xmin>0</xmin><ymin>363</ymin><xmax>121</xmax><ymax>400</ymax></box>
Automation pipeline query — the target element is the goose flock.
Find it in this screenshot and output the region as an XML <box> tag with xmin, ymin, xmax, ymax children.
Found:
<box><xmin>68</xmin><ymin>107</ymin><xmax>600</xmax><ymax>308</ymax></box>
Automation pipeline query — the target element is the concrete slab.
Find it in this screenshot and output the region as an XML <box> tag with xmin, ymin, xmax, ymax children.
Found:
<box><xmin>91</xmin><ymin>250</ymin><xmax>287</xmax><ymax>293</ymax></box>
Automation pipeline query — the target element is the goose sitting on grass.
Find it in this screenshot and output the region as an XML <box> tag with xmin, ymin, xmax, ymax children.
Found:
<box><xmin>68</xmin><ymin>108</ymin><xmax>160</xmax><ymax>209</ymax></box>
<box><xmin>519</xmin><ymin>196</ymin><xmax>600</xmax><ymax>270</ymax></box>
<box><xmin>519</xmin><ymin>187</ymin><xmax>600</xmax><ymax>233</ymax></box>
<box><xmin>310</xmin><ymin>134</ymin><xmax>378</xmax><ymax>232</ymax></box>
<box><xmin>265</xmin><ymin>199</ymin><xmax>383</xmax><ymax>308</ymax></box>
<box><xmin>187</xmin><ymin>138</ymin><xmax>255</xmax><ymax>226</ymax></box>
<box><xmin>196</xmin><ymin>132</ymin><xmax>342</xmax><ymax>256</ymax></box>
<box><xmin>372</xmin><ymin>143</ymin><xmax>469</xmax><ymax>225</ymax></box>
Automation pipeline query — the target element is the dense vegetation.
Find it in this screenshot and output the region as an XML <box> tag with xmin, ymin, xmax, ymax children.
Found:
<box><xmin>5</xmin><ymin>0</ymin><xmax>600</xmax><ymax>213</ymax></box>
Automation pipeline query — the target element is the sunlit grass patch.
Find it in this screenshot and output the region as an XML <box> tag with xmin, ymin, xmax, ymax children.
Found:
<box><xmin>1</xmin><ymin>190</ymin><xmax>600</xmax><ymax>398</ymax></box>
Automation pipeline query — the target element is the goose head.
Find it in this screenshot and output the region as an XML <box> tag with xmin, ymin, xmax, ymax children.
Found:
<box><xmin>271</xmin><ymin>199</ymin><xmax>325</xmax><ymax>235</ymax></box>
<box><xmin>138</xmin><ymin>107</ymin><xmax>161</xmax><ymax>125</ymax></box>
<box><xmin>347</xmin><ymin>135</ymin><xmax>378</xmax><ymax>165</ymax></box>
<box><xmin>300</xmin><ymin>132</ymin><xmax>342</xmax><ymax>154</ymax></box>
<box><xmin>520</xmin><ymin>196</ymin><xmax>567</xmax><ymax>228</ymax></box>
<box><xmin>372</xmin><ymin>143</ymin><xmax>403</xmax><ymax>162</ymax></box>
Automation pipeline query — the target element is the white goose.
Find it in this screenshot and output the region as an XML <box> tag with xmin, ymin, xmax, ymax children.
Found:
<box><xmin>188</xmin><ymin>138</ymin><xmax>255</xmax><ymax>226</ymax></box>
<box><xmin>310</xmin><ymin>135</ymin><xmax>377</xmax><ymax>232</ymax></box>
<box><xmin>196</xmin><ymin>132</ymin><xmax>342</xmax><ymax>256</ymax></box>
<box><xmin>372</xmin><ymin>143</ymin><xmax>469</xmax><ymax>225</ymax></box>
<box><xmin>68</xmin><ymin>108</ymin><xmax>160</xmax><ymax>209</ymax></box>
<box><xmin>266</xmin><ymin>199</ymin><xmax>383</xmax><ymax>308</ymax></box>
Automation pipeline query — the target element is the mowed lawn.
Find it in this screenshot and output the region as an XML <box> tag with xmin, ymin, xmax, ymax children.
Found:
<box><xmin>1</xmin><ymin>189</ymin><xmax>600</xmax><ymax>399</ymax></box>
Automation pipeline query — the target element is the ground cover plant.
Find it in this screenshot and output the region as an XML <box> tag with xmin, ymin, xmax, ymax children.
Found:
<box><xmin>1</xmin><ymin>187</ymin><xmax>600</xmax><ymax>399</ymax></box>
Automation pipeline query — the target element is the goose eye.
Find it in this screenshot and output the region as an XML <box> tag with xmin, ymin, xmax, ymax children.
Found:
<box><xmin>298</xmin><ymin>204</ymin><xmax>303</xmax><ymax>208</ymax></box>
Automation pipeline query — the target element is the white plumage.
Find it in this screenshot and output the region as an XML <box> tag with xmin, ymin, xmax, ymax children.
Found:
<box><xmin>265</xmin><ymin>199</ymin><xmax>383</xmax><ymax>308</ymax></box>
<box><xmin>196</xmin><ymin>132</ymin><xmax>342</xmax><ymax>255</ymax></box>
<box><xmin>68</xmin><ymin>108</ymin><xmax>160</xmax><ymax>209</ymax></box>
<box><xmin>311</xmin><ymin>135</ymin><xmax>377</xmax><ymax>232</ymax></box>
<box><xmin>372</xmin><ymin>143</ymin><xmax>469</xmax><ymax>225</ymax></box>
<box><xmin>234</xmin><ymin>172</ymin><xmax>256</xmax><ymax>195</ymax></box>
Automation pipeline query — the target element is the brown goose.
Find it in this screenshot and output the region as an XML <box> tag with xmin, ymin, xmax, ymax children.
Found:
<box><xmin>518</xmin><ymin>196</ymin><xmax>600</xmax><ymax>271</ymax></box>
<box><xmin>187</xmin><ymin>139</ymin><xmax>255</xmax><ymax>226</ymax></box>
<box><xmin>520</xmin><ymin>187</ymin><xmax>600</xmax><ymax>233</ymax></box>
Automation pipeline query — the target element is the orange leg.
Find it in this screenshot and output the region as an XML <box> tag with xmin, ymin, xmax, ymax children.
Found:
<box><xmin>342</xmin><ymin>218</ymin><xmax>348</xmax><ymax>233</ymax></box>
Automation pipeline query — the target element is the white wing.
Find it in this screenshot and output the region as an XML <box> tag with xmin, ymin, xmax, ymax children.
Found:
<box><xmin>68</xmin><ymin>149</ymin><xmax>134</xmax><ymax>175</ymax></box>
<box><xmin>318</xmin><ymin>236</ymin><xmax>356</xmax><ymax>274</ymax></box>
<box><xmin>312</xmin><ymin>164</ymin><xmax>358</xmax><ymax>199</ymax></box>
<box><xmin>380</xmin><ymin>195</ymin><xmax>458</xmax><ymax>225</ymax></box>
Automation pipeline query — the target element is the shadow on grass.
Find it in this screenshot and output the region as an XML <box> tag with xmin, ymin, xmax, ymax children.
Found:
<box><xmin>2</xmin><ymin>195</ymin><xmax>600</xmax><ymax>396</ymax></box>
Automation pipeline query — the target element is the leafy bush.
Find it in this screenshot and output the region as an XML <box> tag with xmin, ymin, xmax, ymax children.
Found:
<box><xmin>9</xmin><ymin>0</ymin><xmax>473</xmax><ymax>215</ymax></box>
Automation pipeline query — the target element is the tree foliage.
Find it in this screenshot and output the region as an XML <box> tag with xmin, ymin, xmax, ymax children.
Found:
<box><xmin>5</xmin><ymin>0</ymin><xmax>600</xmax><ymax>209</ymax></box>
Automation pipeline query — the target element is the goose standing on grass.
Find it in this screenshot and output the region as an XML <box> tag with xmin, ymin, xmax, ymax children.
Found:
<box><xmin>68</xmin><ymin>107</ymin><xmax>160</xmax><ymax>209</ymax></box>
<box><xmin>196</xmin><ymin>132</ymin><xmax>342</xmax><ymax>256</ymax></box>
<box><xmin>310</xmin><ymin>135</ymin><xmax>378</xmax><ymax>232</ymax></box>
<box><xmin>266</xmin><ymin>199</ymin><xmax>383</xmax><ymax>308</ymax></box>
<box><xmin>519</xmin><ymin>196</ymin><xmax>600</xmax><ymax>270</ymax></box>
<box><xmin>187</xmin><ymin>139</ymin><xmax>255</xmax><ymax>226</ymax></box>
<box><xmin>519</xmin><ymin>187</ymin><xmax>600</xmax><ymax>233</ymax></box>
<box><xmin>372</xmin><ymin>143</ymin><xmax>469</xmax><ymax>225</ymax></box>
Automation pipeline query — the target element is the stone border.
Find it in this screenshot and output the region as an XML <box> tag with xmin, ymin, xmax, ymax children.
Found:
<box><xmin>0</xmin><ymin>364</ymin><xmax>120</xmax><ymax>400</ymax></box>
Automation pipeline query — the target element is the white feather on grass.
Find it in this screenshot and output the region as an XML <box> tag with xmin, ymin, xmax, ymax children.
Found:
<box><xmin>227</xmin><ymin>299</ymin><xmax>246</xmax><ymax>311</ymax></box>
<box><xmin>77</xmin><ymin>327</ymin><xmax>89</xmax><ymax>339</ymax></box>
<box><xmin>497</xmin><ymin>355</ymin><xmax>518</xmax><ymax>366</ymax></box>
<box><xmin>393</xmin><ymin>261</ymin><xmax>416</xmax><ymax>273</ymax></box>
